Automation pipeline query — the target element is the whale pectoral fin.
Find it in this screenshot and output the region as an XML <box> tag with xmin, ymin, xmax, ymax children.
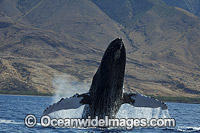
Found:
<box><xmin>78</xmin><ymin>93</ymin><xmax>91</xmax><ymax>104</ymax></box>
<box><xmin>123</xmin><ymin>93</ymin><xmax>168</xmax><ymax>110</ymax></box>
<box><xmin>43</xmin><ymin>93</ymin><xmax>91</xmax><ymax>115</ymax></box>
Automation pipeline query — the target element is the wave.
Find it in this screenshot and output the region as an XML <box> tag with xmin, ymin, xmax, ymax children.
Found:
<box><xmin>177</xmin><ymin>126</ymin><xmax>200</xmax><ymax>132</ymax></box>
<box><xmin>0</xmin><ymin>119</ymin><xmax>23</xmax><ymax>125</ymax></box>
<box><xmin>164</xmin><ymin>126</ymin><xmax>200</xmax><ymax>132</ymax></box>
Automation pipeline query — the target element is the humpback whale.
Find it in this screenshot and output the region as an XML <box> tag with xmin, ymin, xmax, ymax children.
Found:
<box><xmin>43</xmin><ymin>38</ymin><xmax>167</xmax><ymax>118</ymax></box>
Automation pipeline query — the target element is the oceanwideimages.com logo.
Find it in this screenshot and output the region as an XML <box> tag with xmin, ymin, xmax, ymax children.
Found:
<box><xmin>24</xmin><ymin>115</ymin><xmax>176</xmax><ymax>129</ymax></box>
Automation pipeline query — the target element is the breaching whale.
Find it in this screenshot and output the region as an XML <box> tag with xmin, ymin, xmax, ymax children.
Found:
<box><xmin>43</xmin><ymin>38</ymin><xmax>167</xmax><ymax>118</ymax></box>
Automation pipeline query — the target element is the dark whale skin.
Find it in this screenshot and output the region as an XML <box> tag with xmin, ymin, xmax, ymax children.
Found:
<box><xmin>83</xmin><ymin>38</ymin><xmax>126</xmax><ymax>118</ymax></box>
<box><xmin>43</xmin><ymin>38</ymin><xmax>168</xmax><ymax>118</ymax></box>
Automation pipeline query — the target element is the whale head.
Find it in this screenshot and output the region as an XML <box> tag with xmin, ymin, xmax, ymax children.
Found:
<box><xmin>88</xmin><ymin>38</ymin><xmax>126</xmax><ymax>118</ymax></box>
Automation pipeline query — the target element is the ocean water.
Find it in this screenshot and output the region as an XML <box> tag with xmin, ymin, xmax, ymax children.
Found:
<box><xmin>0</xmin><ymin>94</ymin><xmax>199</xmax><ymax>132</ymax></box>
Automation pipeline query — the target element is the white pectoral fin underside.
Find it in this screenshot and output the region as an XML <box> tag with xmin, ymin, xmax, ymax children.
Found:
<box><xmin>123</xmin><ymin>93</ymin><xmax>168</xmax><ymax>110</ymax></box>
<box><xmin>43</xmin><ymin>93</ymin><xmax>90</xmax><ymax>115</ymax></box>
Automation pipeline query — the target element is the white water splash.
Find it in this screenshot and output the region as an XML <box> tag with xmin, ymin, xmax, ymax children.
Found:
<box><xmin>50</xmin><ymin>75</ymin><xmax>170</xmax><ymax>120</ymax></box>
<box><xmin>49</xmin><ymin>105</ymin><xmax>85</xmax><ymax>118</ymax></box>
<box><xmin>116</xmin><ymin>104</ymin><xmax>170</xmax><ymax>121</ymax></box>
<box><xmin>50</xmin><ymin>103</ymin><xmax>170</xmax><ymax>120</ymax></box>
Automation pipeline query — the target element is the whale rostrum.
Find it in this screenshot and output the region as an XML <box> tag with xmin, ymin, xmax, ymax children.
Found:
<box><xmin>43</xmin><ymin>38</ymin><xmax>167</xmax><ymax>118</ymax></box>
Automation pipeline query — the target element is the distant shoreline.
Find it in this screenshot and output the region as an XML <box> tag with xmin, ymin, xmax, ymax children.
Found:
<box><xmin>0</xmin><ymin>93</ymin><xmax>52</xmax><ymax>97</ymax></box>
<box><xmin>0</xmin><ymin>90</ymin><xmax>53</xmax><ymax>97</ymax></box>
<box><xmin>153</xmin><ymin>96</ymin><xmax>200</xmax><ymax>104</ymax></box>
<box><xmin>0</xmin><ymin>92</ymin><xmax>200</xmax><ymax>104</ymax></box>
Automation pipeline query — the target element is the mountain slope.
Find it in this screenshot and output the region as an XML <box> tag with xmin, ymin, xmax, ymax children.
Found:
<box><xmin>0</xmin><ymin>0</ymin><xmax>132</xmax><ymax>95</ymax></box>
<box><xmin>163</xmin><ymin>0</ymin><xmax>200</xmax><ymax>17</ymax></box>
<box><xmin>92</xmin><ymin>0</ymin><xmax>200</xmax><ymax>97</ymax></box>
<box><xmin>0</xmin><ymin>0</ymin><xmax>200</xmax><ymax>98</ymax></box>
<box><xmin>17</xmin><ymin>0</ymin><xmax>132</xmax><ymax>49</ymax></box>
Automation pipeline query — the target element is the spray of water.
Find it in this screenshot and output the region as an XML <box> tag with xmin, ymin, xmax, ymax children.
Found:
<box><xmin>50</xmin><ymin>74</ymin><xmax>171</xmax><ymax>119</ymax></box>
<box><xmin>52</xmin><ymin>74</ymin><xmax>89</xmax><ymax>103</ymax></box>
<box><xmin>49</xmin><ymin>74</ymin><xmax>89</xmax><ymax>118</ymax></box>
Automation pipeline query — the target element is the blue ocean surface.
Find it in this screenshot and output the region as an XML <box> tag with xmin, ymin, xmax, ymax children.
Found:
<box><xmin>0</xmin><ymin>94</ymin><xmax>199</xmax><ymax>132</ymax></box>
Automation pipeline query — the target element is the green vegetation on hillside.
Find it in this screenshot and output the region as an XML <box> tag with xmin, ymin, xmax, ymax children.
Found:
<box><xmin>154</xmin><ymin>96</ymin><xmax>200</xmax><ymax>104</ymax></box>
<box><xmin>0</xmin><ymin>90</ymin><xmax>53</xmax><ymax>96</ymax></box>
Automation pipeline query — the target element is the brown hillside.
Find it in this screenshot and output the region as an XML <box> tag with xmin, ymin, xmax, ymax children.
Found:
<box><xmin>0</xmin><ymin>0</ymin><xmax>200</xmax><ymax>97</ymax></box>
